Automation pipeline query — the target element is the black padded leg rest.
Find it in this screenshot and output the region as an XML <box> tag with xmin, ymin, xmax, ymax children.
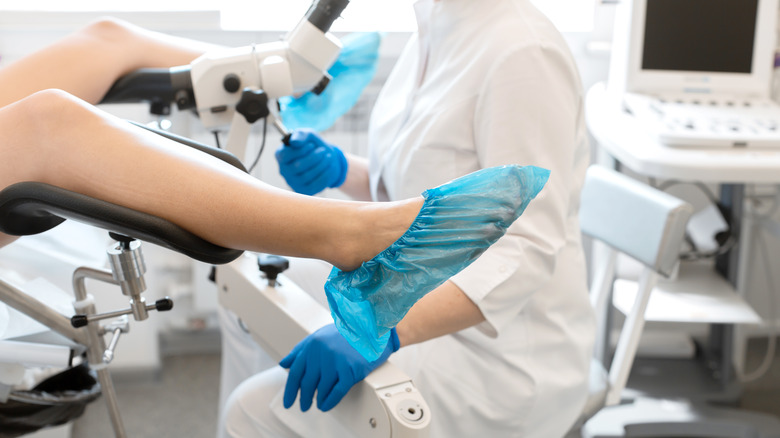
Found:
<box><xmin>0</xmin><ymin>182</ymin><xmax>242</xmax><ymax>265</ymax></box>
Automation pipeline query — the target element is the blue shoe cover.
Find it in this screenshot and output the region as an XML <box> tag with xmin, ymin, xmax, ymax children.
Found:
<box><xmin>324</xmin><ymin>164</ymin><xmax>551</xmax><ymax>360</ymax></box>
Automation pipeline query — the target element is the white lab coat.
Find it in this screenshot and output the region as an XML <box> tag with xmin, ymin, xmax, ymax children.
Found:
<box><xmin>367</xmin><ymin>0</ymin><xmax>595</xmax><ymax>436</ymax></box>
<box><xmin>219</xmin><ymin>1</ymin><xmax>595</xmax><ymax>437</ymax></box>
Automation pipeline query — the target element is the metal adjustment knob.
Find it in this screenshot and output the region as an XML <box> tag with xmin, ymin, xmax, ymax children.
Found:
<box><xmin>71</xmin><ymin>314</ymin><xmax>89</xmax><ymax>328</ymax></box>
<box><xmin>107</xmin><ymin>233</ymin><xmax>148</xmax><ymax>320</ymax></box>
<box><xmin>155</xmin><ymin>298</ymin><xmax>174</xmax><ymax>312</ymax></box>
<box><xmin>107</xmin><ymin>234</ymin><xmax>147</xmax><ymax>296</ymax></box>
<box><xmin>70</xmin><ymin>296</ymin><xmax>174</xmax><ymax>328</ymax></box>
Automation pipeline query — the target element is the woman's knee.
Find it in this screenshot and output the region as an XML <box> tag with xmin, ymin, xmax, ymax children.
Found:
<box><xmin>17</xmin><ymin>88</ymin><xmax>85</xmax><ymax>113</ymax></box>
<box><xmin>5</xmin><ymin>89</ymin><xmax>102</xmax><ymax>168</ymax></box>
<box><xmin>18</xmin><ymin>89</ymin><xmax>98</xmax><ymax>128</ymax></box>
<box><xmin>0</xmin><ymin>90</ymin><xmax>82</xmax><ymax>186</ymax></box>
<box><xmin>78</xmin><ymin>17</ymin><xmax>136</xmax><ymax>44</ymax></box>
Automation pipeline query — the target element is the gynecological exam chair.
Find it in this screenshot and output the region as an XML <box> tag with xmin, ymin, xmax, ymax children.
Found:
<box><xmin>0</xmin><ymin>128</ymin><xmax>245</xmax><ymax>437</ymax></box>
<box><xmin>0</xmin><ymin>123</ymin><xmax>428</xmax><ymax>438</ymax></box>
<box><xmin>0</xmin><ymin>2</ymin><xmax>430</xmax><ymax>436</ymax></box>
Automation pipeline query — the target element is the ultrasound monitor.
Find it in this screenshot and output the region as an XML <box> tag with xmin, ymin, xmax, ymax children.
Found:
<box><xmin>642</xmin><ymin>0</ymin><xmax>757</xmax><ymax>74</ymax></box>
<box><xmin>610</xmin><ymin>0</ymin><xmax>778</xmax><ymax>98</ymax></box>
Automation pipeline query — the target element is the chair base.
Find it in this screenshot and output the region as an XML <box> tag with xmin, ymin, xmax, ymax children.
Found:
<box><xmin>582</xmin><ymin>397</ymin><xmax>780</xmax><ymax>438</ymax></box>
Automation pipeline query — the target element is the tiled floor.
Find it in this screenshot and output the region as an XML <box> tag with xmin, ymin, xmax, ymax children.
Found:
<box><xmin>72</xmin><ymin>353</ymin><xmax>222</xmax><ymax>438</ymax></box>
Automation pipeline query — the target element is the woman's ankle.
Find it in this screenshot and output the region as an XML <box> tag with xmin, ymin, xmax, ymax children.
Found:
<box><xmin>331</xmin><ymin>197</ymin><xmax>424</xmax><ymax>272</ymax></box>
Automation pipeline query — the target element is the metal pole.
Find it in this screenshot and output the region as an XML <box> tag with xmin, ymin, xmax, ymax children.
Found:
<box><xmin>73</xmin><ymin>266</ymin><xmax>127</xmax><ymax>438</ymax></box>
<box><xmin>0</xmin><ymin>278</ymin><xmax>87</xmax><ymax>345</ymax></box>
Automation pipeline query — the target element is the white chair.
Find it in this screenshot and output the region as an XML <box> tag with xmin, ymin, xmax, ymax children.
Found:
<box><xmin>572</xmin><ymin>166</ymin><xmax>780</xmax><ymax>438</ymax></box>
<box><xmin>572</xmin><ymin>165</ymin><xmax>694</xmax><ymax>429</ymax></box>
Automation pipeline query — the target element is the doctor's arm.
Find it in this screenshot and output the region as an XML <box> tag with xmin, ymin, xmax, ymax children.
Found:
<box><xmin>279</xmin><ymin>279</ymin><xmax>484</xmax><ymax>413</ymax></box>
<box><xmin>395</xmin><ymin>280</ymin><xmax>485</xmax><ymax>346</ymax></box>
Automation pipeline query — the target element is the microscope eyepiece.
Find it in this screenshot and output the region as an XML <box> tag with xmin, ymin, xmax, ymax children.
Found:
<box><xmin>305</xmin><ymin>0</ymin><xmax>350</xmax><ymax>33</ymax></box>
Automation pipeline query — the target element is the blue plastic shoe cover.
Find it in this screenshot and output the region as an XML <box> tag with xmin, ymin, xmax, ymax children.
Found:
<box><xmin>324</xmin><ymin>164</ymin><xmax>551</xmax><ymax>360</ymax></box>
<box><xmin>279</xmin><ymin>32</ymin><xmax>382</xmax><ymax>132</ymax></box>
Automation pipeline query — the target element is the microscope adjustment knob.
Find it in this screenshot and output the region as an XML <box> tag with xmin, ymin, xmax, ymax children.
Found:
<box><xmin>235</xmin><ymin>88</ymin><xmax>270</xmax><ymax>124</ymax></box>
<box><xmin>223</xmin><ymin>74</ymin><xmax>241</xmax><ymax>93</ymax></box>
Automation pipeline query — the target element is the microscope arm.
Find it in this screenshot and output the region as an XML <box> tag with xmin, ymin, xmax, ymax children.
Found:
<box><xmin>217</xmin><ymin>254</ymin><xmax>431</xmax><ymax>438</ymax></box>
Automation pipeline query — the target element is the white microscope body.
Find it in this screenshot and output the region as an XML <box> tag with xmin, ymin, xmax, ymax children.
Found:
<box><xmin>189</xmin><ymin>17</ymin><xmax>342</xmax><ymax>159</ymax></box>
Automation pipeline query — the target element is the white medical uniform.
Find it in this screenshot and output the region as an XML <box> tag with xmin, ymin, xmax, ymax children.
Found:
<box><xmin>220</xmin><ymin>0</ymin><xmax>595</xmax><ymax>436</ymax></box>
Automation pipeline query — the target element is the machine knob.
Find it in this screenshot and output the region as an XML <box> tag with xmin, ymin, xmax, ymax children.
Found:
<box><xmin>235</xmin><ymin>88</ymin><xmax>270</xmax><ymax>124</ymax></box>
<box><xmin>109</xmin><ymin>232</ymin><xmax>134</xmax><ymax>244</ymax></box>
<box><xmin>257</xmin><ymin>254</ymin><xmax>290</xmax><ymax>285</ymax></box>
<box><xmin>71</xmin><ymin>315</ymin><xmax>89</xmax><ymax>328</ymax></box>
<box><xmin>108</xmin><ymin>232</ymin><xmax>137</xmax><ymax>250</ymax></box>
<box><xmin>155</xmin><ymin>298</ymin><xmax>174</xmax><ymax>312</ymax></box>
<box><xmin>223</xmin><ymin>74</ymin><xmax>241</xmax><ymax>93</ymax></box>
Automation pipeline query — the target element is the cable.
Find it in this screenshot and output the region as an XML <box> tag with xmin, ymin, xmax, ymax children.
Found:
<box><xmin>655</xmin><ymin>182</ymin><xmax>778</xmax><ymax>382</ymax></box>
<box><xmin>745</xmin><ymin>184</ymin><xmax>780</xmax><ymax>219</ymax></box>
<box><xmin>658</xmin><ymin>180</ymin><xmax>719</xmax><ymax>204</ymax></box>
<box><xmin>213</xmin><ymin>131</ymin><xmax>222</xmax><ymax>149</ymax></box>
<box><xmin>678</xmin><ymin>234</ymin><xmax>737</xmax><ymax>261</ymax></box>
<box><xmin>248</xmin><ymin>117</ymin><xmax>268</xmax><ymax>174</ymax></box>
<box><xmin>657</xmin><ymin>180</ymin><xmax>736</xmax><ymax>261</ymax></box>
<box><xmin>735</xmin><ymin>219</ymin><xmax>777</xmax><ymax>383</ymax></box>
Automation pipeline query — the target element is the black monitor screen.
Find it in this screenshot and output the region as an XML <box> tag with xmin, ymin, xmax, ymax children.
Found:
<box><xmin>641</xmin><ymin>0</ymin><xmax>758</xmax><ymax>73</ymax></box>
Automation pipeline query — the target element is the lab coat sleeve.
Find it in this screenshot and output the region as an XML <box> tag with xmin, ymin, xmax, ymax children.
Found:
<box><xmin>450</xmin><ymin>42</ymin><xmax>585</xmax><ymax>337</ymax></box>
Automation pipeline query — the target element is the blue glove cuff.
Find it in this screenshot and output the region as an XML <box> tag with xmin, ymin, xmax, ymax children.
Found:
<box><xmin>389</xmin><ymin>327</ymin><xmax>400</xmax><ymax>353</ymax></box>
<box><xmin>330</xmin><ymin>147</ymin><xmax>349</xmax><ymax>189</ymax></box>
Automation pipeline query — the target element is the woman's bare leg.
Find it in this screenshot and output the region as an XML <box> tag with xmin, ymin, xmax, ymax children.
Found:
<box><xmin>0</xmin><ymin>90</ymin><xmax>421</xmax><ymax>271</ymax></box>
<box><xmin>0</xmin><ymin>17</ymin><xmax>219</xmax><ymax>107</ymax></box>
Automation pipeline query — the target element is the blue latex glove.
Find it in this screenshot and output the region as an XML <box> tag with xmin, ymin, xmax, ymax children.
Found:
<box><xmin>279</xmin><ymin>32</ymin><xmax>382</xmax><ymax>132</ymax></box>
<box><xmin>275</xmin><ymin>130</ymin><xmax>348</xmax><ymax>196</ymax></box>
<box><xmin>280</xmin><ymin>324</ymin><xmax>400</xmax><ymax>412</ymax></box>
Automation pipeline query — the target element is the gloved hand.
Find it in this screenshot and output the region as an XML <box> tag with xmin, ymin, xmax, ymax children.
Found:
<box><xmin>279</xmin><ymin>32</ymin><xmax>382</xmax><ymax>132</ymax></box>
<box><xmin>275</xmin><ymin>130</ymin><xmax>348</xmax><ymax>196</ymax></box>
<box><xmin>280</xmin><ymin>324</ymin><xmax>400</xmax><ymax>412</ymax></box>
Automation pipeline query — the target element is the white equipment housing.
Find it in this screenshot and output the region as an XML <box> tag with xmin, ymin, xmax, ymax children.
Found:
<box><xmin>217</xmin><ymin>254</ymin><xmax>431</xmax><ymax>438</ymax></box>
